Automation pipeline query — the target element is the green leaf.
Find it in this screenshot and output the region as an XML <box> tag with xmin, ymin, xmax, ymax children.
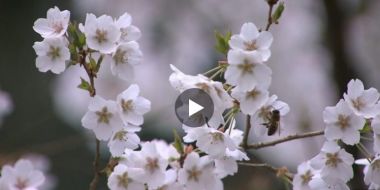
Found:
<box><xmin>96</xmin><ymin>55</ymin><xmax>104</xmax><ymax>72</ymax></box>
<box><xmin>215</xmin><ymin>30</ymin><xmax>231</xmax><ymax>56</ymax></box>
<box><xmin>172</xmin><ymin>129</ymin><xmax>184</xmax><ymax>155</ymax></box>
<box><xmin>88</xmin><ymin>57</ymin><xmax>97</xmax><ymax>71</ymax></box>
<box><xmin>272</xmin><ymin>2</ymin><xmax>285</xmax><ymax>24</ymax></box>
<box><xmin>78</xmin><ymin>77</ymin><xmax>91</xmax><ymax>91</ymax></box>
<box><xmin>360</xmin><ymin>120</ymin><xmax>372</xmax><ymax>133</ymax></box>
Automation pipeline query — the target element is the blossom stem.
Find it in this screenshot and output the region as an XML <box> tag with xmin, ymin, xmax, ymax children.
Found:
<box><xmin>89</xmin><ymin>139</ymin><xmax>101</xmax><ymax>190</ymax></box>
<box><xmin>241</xmin><ymin>115</ymin><xmax>252</xmax><ymax>149</ymax></box>
<box><xmin>244</xmin><ymin>130</ymin><xmax>324</xmax><ymax>149</ymax></box>
<box><xmin>203</xmin><ymin>66</ymin><xmax>221</xmax><ymax>76</ymax></box>
<box><xmin>209</xmin><ymin>69</ymin><xmax>223</xmax><ymax>80</ymax></box>
<box><xmin>356</xmin><ymin>143</ymin><xmax>373</xmax><ymax>162</ymax></box>
<box><xmin>265</xmin><ymin>2</ymin><xmax>275</xmax><ymax>31</ymax></box>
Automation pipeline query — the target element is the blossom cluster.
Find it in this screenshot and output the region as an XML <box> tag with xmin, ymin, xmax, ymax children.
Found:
<box><xmin>293</xmin><ymin>79</ymin><xmax>380</xmax><ymax>190</ymax></box>
<box><xmin>0</xmin><ymin>159</ymin><xmax>46</xmax><ymax>190</ymax></box>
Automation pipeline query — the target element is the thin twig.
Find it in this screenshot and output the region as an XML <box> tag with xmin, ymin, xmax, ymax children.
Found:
<box><xmin>265</xmin><ymin>2</ymin><xmax>275</xmax><ymax>31</ymax></box>
<box><xmin>238</xmin><ymin>162</ymin><xmax>294</xmax><ymax>180</ymax></box>
<box><xmin>241</xmin><ymin>115</ymin><xmax>252</xmax><ymax>149</ymax></box>
<box><xmin>244</xmin><ymin>130</ymin><xmax>324</xmax><ymax>149</ymax></box>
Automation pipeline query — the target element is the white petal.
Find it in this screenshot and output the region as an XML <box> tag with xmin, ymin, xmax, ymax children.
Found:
<box><xmin>256</xmin><ymin>31</ymin><xmax>273</xmax><ymax>49</ymax></box>
<box><xmin>240</xmin><ymin>22</ymin><xmax>259</xmax><ymax>41</ymax></box>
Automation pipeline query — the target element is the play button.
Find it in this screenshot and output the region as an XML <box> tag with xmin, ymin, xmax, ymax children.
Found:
<box><xmin>175</xmin><ymin>88</ymin><xmax>214</xmax><ymax>127</ymax></box>
<box><xmin>188</xmin><ymin>99</ymin><xmax>204</xmax><ymax>117</ymax></box>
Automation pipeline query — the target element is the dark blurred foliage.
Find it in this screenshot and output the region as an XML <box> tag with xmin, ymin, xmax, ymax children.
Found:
<box><xmin>0</xmin><ymin>0</ymin><xmax>378</xmax><ymax>189</ymax></box>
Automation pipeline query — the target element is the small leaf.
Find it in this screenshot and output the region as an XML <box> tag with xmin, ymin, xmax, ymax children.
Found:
<box><xmin>78</xmin><ymin>77</ymin><xmax>91</xmax><ymax>91</ymax></box>
<box><xmin>173</xmin><ymin>129</ymin><xmax>184</xmax><ymax>155</ymax></box>
<box><xmin>272</xmin><ymin>2</ymin><xmax>285</xmax><ymax>24</ymax></box>
<box><xmin>215</xmin><ymin>30</ymin><xmax>232</xmax><ymax>55</ymax></box>
<box><xmin>360</xmin><ymin>120</ymin><xmax>372</xmax><ymax>133</ymax></box>
<box><xmin>89</xmin><ymin>57</ymin><xmax>97</xmax><ymax>71</ymax></box>
<box><xmin>96</xmin><ymin>55</ymin><xmax>104</xmax><ymax>72</ymax></box>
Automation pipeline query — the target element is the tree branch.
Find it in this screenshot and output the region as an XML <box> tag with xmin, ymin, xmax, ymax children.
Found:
<box><xmin>241</xmin><ymin>115</ymin><xmax>252</xmax><ymax>149</ymax></box>
<box><xmin>244</xmin><ymin>130</ymin><xmax>324</xmax><ymax>149</ymax></box>
<box><xmin>239</xmin><ymin>161</ymin><xmax>294</xmax><ymax>180</ymax></box>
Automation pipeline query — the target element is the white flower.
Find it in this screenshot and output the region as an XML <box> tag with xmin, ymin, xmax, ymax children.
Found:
<box><xmin>83</xmin><ymin>13</ymin><xmax>121</xmax><ymax>54</ymax></box>
<box><xmin>33</xmin><ymin>37</ymin><xmax>70</xmax><ymax>74</ymax></box>
<box><xmin>122</xmin><ymin>141</ymin><xmax>170</xmax><ymax>189</ymax></box>
<box><xmin>33</xmin><ymin>6</ymin><xmax>70</xmax><ymax>38</ymax></box>
<box><xmin>152</xmin><ymin>169</ymin><xmax>183</xmax><ymax>190</ymax></box>
<box><xmin>115</xmin><ymin>13</ymin><xmax>142</xmax><ymax>43</ymax></box>
<box><xmin>107</xmin><ymin>164</ymin><xmax>145</xmax><ymax>190</ymax></box>
<box><xmin>108</xmin><ymin>126</ymin><xmax>140</xmax><ymax>157</ymax></box>
<box><xmin>323</xmin><ymin>99</ymin><xmax>365</xmax><ymax>145</ymax></box>
<box><xmin>0</xmin><ymin>159</ymin><xmax>45</xmax><ymax>190</ymax></box>
<box><xmin>251</xmin><ymin>95</ymin><xmax>289</xmax><ymax>136</ymax></box>
<box><xmin>293</xmin><ymin>161</ymin><xmax>317</xmax><ymax>190</ymax></box>
<box><xmin>116</xmin><ymin>84</ymin><xmax>151</xmax><ymax>126</ymax></box>
<box><xmin>310</xmin><ymin>141</ymin><xmax>354</xmax><ymax>182</ymax></box>
<box><xmin>214</xmin><ymin>128</ymin><xmax>249</xmax><ymax>178</ymax></box>
<box><xmin>308</xmin><ymin>173</ymin><xmax>350</xmax><ymax>190</ymax></box>
<box><xmin>364</xmin><ymin>156</ymin><xmax>380</xmax><ymax>187</ymax></box>
<box><xmin>178</xmin><ymin>152</ymin><xmax>223</xmax><ymax>190</ymax></box>
<box><xmin>231</xmin><ymin>85</ymin><xmax>269</xmax><ymax>115</ymax></box>
<box><xmin>343</xmin><ymin>79</ymin><xmax>380</xmax><ymax>118</ymax></box>
<box><xmin>81</xmin><ymin>96</ymin><xmax>123</xmax><ymax>141</ymax></box>
<box><xmin>106</xmin><ymin>42</ymin><xmax>142</xmax><ymax>81</ymax></box>
<box><xmin>169</xmin><ymin>65</ymin><xmax>233</xmax><ymax>128</ymax></box>
<box><xmin>183</xmin><ymin>125</ymin><xmax>237</xmax><ymax>158</ymax></box>
<box><xmin>229</xmin><ymin>22</ymin><xmax>273</xmax><ymax>61</ymax></box>
<box><xmin>225</xmin><ymin>50</ymin><xmax>272</xmax><ymax>91</ymax></box>
<box><xmin>372</xmin><ymin>116</ymin><xmax>380</xmax><ymax>153</ymax></box>
<box><xmin>0</xmin><ymin>89</ymin><xmax>13</xmax><ymax>125</ymax></box>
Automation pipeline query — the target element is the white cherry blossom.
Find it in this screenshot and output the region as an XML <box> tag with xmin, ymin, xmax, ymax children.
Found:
<box><xmin>83</xmin><ymin>13</ymin><xmax>121</xmax><ymax>54</ymax></box>
<box><xmin>115</xmin><ymin>12</ymin><xmax>142</xmax><ymax>43</ymax></box>
<box><xmin>343</xmin><ymin>79</ymin><xmax>380</xmax><ymax>118</ymax></box>
<box><xmin>152</xmin><ymin>169</ymin><xmax>183</xmax><ymax>190</ymax></box>
<box><xmin>323</xmin><ymin>99</ymin><xmax>365</xmax><ymax>145</ymax></box>
<box><xmin>293</xmin><ymin>161</ymin><xmax>317</xmax><ymax>190</ymax></box>
<box><xmin>169</xmin><ymin>65</ymin><xmax>233</xmax><ymax>128</ymax></box>
<box><xmin>107</xmin><ymin>164</ymin><xmax>145</xmax><ymax>190</ymax></box>
<box><xmin>106</xmin><ymin>41</ymin><xmax>142</xmax><ymax>81</ymax></box>
<box><xmin>0</xmin><ymin>159</ymin><xmax>45</xmax><ymax>190</ymax></box>
<box><xmin>364</xmin><ymin>157</ymin><xmax>380</xmax><ymax>188</ymax></box>
<box><xmin>308</xmin><ymin>174</ymin><xmax>350</xmax><ymax>190</ymax></box>
<box><xmin>116</xmin><ymin>84</ymin><xmax>151</xmax><ymax>126</ymax></box>
<box><xmin>310</xmin><ymin>141</ymin><xmax>354</xmax><ymax>183</ymax></box>
<box><xmin>225</xmin><ymin>49</ymin><xmax>272</xmax><ymax>91</ymax></box>
<box><xmin>229</xmin><ymin>22</ymin><xmax>273</xmax><ymax>61</ymax></box>
<box><xmin>81</xmin><ymin>95</ymin><xmax>123</xmax><ymax>141</ymax></box>
<box><xmin>33</xmin><ymin>6</ymin><xmax>70</xmax><ymax>38</ymax></box>
<box><xmin>231</xmin><ymin>85</ymin><xmax>269</xmax><ymax>115</ymax></box>
<box><xmin>183</xmin><ymin>125</ymin><xmax>237</xmax><ymax>158</ymax></box>
<box><xmin>251</xmin><ymin>95</ymin><xmax>289</xmax><ymax>136</ymax></box>
<box><xmin>122</xmin><ymin>141</ymin><xmax>170</xmax><ymax>189</ymax></box>
<box><xmin>108</xmin><ymin>126</ymin><xmax>140</xmax><ymax>157</ymax></box>
<box><xmin>178</xmin><ymin>152</ymin><xmax>223</xmax><ymax>190</ymax></box>
<box><xmin>33</xmin><ymin>37</ymin><xmax>70</xmax><ymax>74</ymax></box>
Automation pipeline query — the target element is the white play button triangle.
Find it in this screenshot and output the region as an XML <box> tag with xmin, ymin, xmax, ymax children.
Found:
<box><xmin>188</xmin><ymin>99</ymin><xmax>204</xmax><ymax>117</ymax></box>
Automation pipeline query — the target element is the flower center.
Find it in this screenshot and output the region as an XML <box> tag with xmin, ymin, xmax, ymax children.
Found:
<box><xmin>301</xmin><ymin>170</ymin><xmax>313</xmax><ymax>185</ymax></box>
<box><xmin>15</xmin><ymin>177</ymin><xmax>28</xmax><ymax>190</ymax></box>
<box><xmin>238</xmin><ymin>59</ymin><xmax>254</xmax><ymax>75</ymax></box>
<box><xmin>351</xmin><ymin>98</ymin><xmax>365</xmax><ymax>111</ymax></box>
<box><xmin>113</xmin><ymin>49</ymin><xmax>128</xmax><ymax>65</ymax></box>
<box><xmin>113</xmin><ymin>131</ymin><xmax>127</xmax><ymax>141</ymax></box>
<box><xmin>145</xmin><ymin>157</ymin><xmax>159</xmax><ymax>173</ymax></box>
<box><xmin>187</xmin><ymin>166</ymin><xmax>202</xmax><ymax>182</ymax></box>
<box><xmin>325</xmin><ymin>152</ymin><xmax>342</xmax><ymax>168</ymax></box>
<box><xmin>244</xmin><ymin>40</ymin><xmax>257</xmax><ymax>51</ymax></box>
<box><xmin>95</xmin><ymin>107</ymin><xmax>113</xmax><ymax>124</ymax></box>
<box><xmin>210</xmin><ymin>132</ymin><xmax>224</xmax><ymax>143</ymax></box>
<box><xmin>196</xmin><ymin>83</ymin><xmax>210</xmax><ymax>93</ymax></box>
<box><xmin>52</xmin><ymin>22</ymin><xmax>64</xmax><ymax>33</ymax></box>
<box><xmin>120</xmin><ymin>28</ymin><xmax>129</xmax><ymax>40</ymax></box>
<box><xmin>371</xmin><ymin>160</ymin><xmax>380</xmax><ymax>171</ymax></box>
<box><xmin>246</xmin><ymin>89</ymin><xmax>260</xmax><ymax>100</ymax></box>
<box><xmin>336</xmin><ymin>114</ymin><xmax>350</xmax><ymax>130</ymax></box>
<box><xmin>117</xmin><ymin>172</ymin><xmax>129</xmax><ymax>188</ymax></box>
<box><xmin>121</xmin><ymin>99</ymin><xmax>133</xmax><ymax>112</ymax></box>
<box><xmin>95</xmin><ymin>29</ymin><xmax>108</xmax><ymax>44</ymax></box>
<box><xmin>48</xmin><ymin>46</ymin><xmax>60</xmax><ymax>60</ymax></box>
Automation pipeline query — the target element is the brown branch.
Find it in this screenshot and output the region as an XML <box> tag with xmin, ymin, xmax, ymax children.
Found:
<box><xmin>89</xmin><ymin>139</ymin><xmax>101</xmax><ymax>190</ymax></box>
<box><xmin>239</xmin><ymin>161</ymin><xmax>294</xmax><ymax>180</ymax></box>
<box><xmin>241</xmin><ymin>115</ymin><xmax>252</xmax><ymax>149</ymax></box>
<box><xmin>244</xmin><ymin>130</ymin><xmax>324</xmax><ymax>149</ymax></box>
<box><xmin>265</xmin><ymin>1</ymin><xmax>276</xmax><ymax>31</ymax></box>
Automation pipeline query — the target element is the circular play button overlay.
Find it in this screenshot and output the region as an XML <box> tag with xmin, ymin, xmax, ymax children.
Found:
<box><xmin>175</xmin><ymin>88</ymin><xmax>214</xmax><ymax>127</ymax></box>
